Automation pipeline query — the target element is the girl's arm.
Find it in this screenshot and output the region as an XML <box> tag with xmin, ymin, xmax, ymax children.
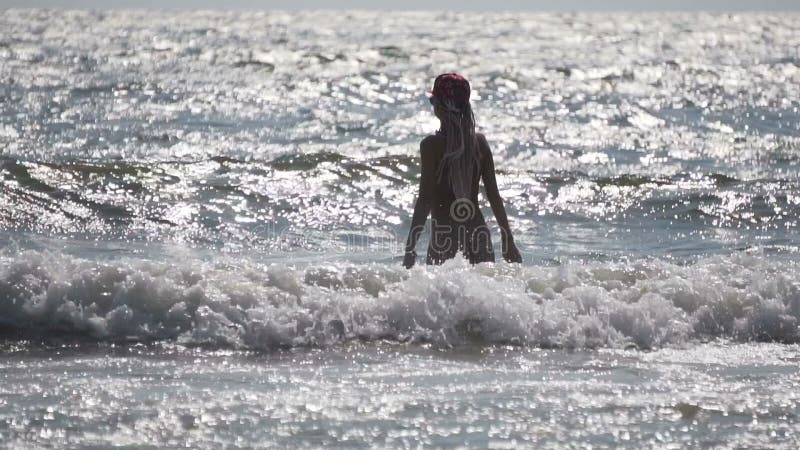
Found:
<box><xmin>479</xmin><ymin>134</ymin><xmax>522</xmax><ymax>263</ymax></box>
<box><xmin>403</xmin><ymin>138</ymin><xmax>436</xmax><ymax>268</ymax></box>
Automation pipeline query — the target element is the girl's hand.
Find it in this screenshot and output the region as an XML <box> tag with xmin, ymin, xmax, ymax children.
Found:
<box><xmin>502</xmin><ymin>241</ymin><xmax>522</xmax><ymax>263</ymax></box>
<box><xmin>403</xmin><ymin>251</ymin><xmax>417</xmax><ymax>269</ymax></box>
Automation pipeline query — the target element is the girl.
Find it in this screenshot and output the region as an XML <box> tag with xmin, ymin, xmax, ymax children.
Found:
<box><xmin>403</xmin><ymin>73</ymin><xmax>522</xmax><ymax>268</ymax></box>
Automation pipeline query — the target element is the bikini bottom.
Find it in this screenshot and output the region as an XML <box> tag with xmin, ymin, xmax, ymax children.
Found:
<box><xmin>425</xmin><ymin>216</ymin><xmax>495</xmax><ymax>265</ymax></box>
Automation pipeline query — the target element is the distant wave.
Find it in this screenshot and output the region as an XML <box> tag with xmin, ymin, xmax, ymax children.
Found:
<box><xmin>1</xmin><ymin>250</ymin><xmax>798</xmax><ymax>350</ymax></box>
<box><xmin>2</xmin><ymin>155</ymin><xmax>798</xmax><ymax>248</ymax></box>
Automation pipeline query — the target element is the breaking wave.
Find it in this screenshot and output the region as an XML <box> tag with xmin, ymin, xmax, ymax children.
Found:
<box><xmin>1</xmin><ymin>250</ymin><xmax>798</xmax><ymax>350</ymax></box>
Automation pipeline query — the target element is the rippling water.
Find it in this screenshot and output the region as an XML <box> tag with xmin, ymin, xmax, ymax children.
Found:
<box><xmin>1</xmin><ymin>9</ymin><xmax>800</xmax><ymax>448</ymax></box>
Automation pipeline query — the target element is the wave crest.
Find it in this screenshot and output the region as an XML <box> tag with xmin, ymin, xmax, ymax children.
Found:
<box><xmin>1</xmin><ymin>251</ymin><xmax>798</xmax><ymax>350</ymax></box>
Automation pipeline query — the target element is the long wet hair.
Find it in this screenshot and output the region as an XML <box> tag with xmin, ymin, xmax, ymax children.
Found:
<box><xmin>434</xmin><ymin>96</ymin><xmax>481</xmax><ymax>200</ymax></box>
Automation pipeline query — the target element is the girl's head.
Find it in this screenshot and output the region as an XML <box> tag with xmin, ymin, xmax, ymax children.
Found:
<box><xmin>429</xmin><ymin>73</ymin><xmax>471</xmax><ymax>117</ymax></box>
<box><xmin>428</xmin><ymin>73</ymin><xmax>480</xmax><ymax>200</ymax></box>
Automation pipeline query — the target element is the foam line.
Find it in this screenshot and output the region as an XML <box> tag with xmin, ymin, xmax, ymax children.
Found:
<box><xmin>0</xmin><ymin>250</ymin><xmax>798</xmax><ymax>350</ymax></box>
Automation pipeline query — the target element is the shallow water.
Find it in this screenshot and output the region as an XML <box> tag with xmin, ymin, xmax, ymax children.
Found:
<box><xmin>2</xmin><ymin>343</ymin><xmax>800</xmax><ymax>448</ymax></box>
<box><xmin>1</xmin><ymin>9</ymin><xmax>800</xmax><ymax>448</ymax></box>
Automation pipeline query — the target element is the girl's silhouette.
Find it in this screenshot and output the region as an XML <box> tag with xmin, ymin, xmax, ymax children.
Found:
<box><xmin>403</xmin><ymin>73</ymin><xmax>522</xmax><ymax>268</ymax></box>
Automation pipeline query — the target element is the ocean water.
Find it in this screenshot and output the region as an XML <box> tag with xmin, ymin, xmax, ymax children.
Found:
<box><xmin>1</xmin><ymin>9</ymin><xmax>800</xmax><ymax>448</ymax></box>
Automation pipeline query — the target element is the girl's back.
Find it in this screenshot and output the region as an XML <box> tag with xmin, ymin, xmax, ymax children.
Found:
<box><xmin>423</xmin><ymin>132</ymin><xmax>483</xmax><ymax>225</ymax></box>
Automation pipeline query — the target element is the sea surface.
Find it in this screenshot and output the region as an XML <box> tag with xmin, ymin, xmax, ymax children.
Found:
<box><xmin>1</xmin><ymin>9</ymin><xmax>800</xmax><ymax>448</ymax></box>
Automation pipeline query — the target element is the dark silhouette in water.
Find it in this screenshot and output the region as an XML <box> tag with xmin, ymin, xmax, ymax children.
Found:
<box><xmin>403</xmin><ymin>73</ymin><xmax>522</xmax><ymax>268</ymax></box>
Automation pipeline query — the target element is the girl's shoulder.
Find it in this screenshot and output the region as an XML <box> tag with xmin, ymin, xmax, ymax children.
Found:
<box><xmin>420</xmin><ymin>133</ymin><xmax>445</xmax><ymax>151</ymax></box>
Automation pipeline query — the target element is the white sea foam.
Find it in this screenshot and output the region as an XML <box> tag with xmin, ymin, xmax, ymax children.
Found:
<box><xmin>1</xmin><ymin>250</ymin><xmax>797</xmax><ymax>350</ymax></box>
